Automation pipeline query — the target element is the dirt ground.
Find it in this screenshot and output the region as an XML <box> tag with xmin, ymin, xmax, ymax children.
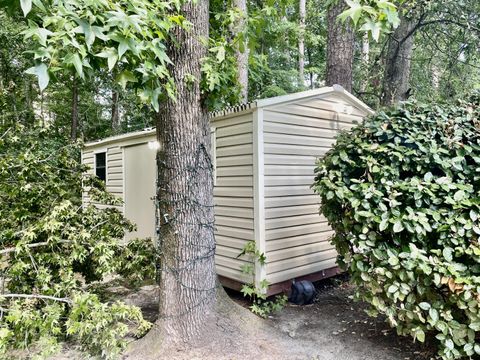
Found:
<box><xmin>120</xmin><ymin>276</ymin><xmax>438</xmax><ymax>360</ymax></box>
<box><xmin>265</xmin><ymin>278</ymin><xmax>438</xmax><ymax>360</ymax></box>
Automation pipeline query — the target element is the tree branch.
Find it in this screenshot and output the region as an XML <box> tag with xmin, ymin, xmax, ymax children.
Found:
<box><xmin>0</xmin><ymin>293</ymin><xmax>72</xmax><ymax>304</ymax></box>
<box><xmin>419</xmin><ymin>18</ymin><xmax>480</xmax><ymax>34</ymax></box>
<box><xmin>0</xmin><ymin>240</ymin><xmax>71</xmax><ymax>255</ymax></box>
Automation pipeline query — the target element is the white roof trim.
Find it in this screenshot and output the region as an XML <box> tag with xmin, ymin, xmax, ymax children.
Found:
<box><xmin>84</xmin><ymin>127</ymin><xmax>155</xmax><ymax>148</ymax></box>
<box><xmin>255</xmin><ymin>86</ymin><xmax>335</xmax><ymax>108</ymax></box>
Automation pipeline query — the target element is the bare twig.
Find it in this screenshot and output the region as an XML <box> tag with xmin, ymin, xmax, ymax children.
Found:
<box><xmin>0</xmin><ymin>293</ymin><xmax>72</xmax><ymax>304</ymax></box>
<box><xmin>0</xmin><ymin>240</ymin><xmax>72</xmax><ymax>256</ymax></box>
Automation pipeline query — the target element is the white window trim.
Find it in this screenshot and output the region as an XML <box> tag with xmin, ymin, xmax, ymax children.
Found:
<box><xmin>93</xmin><ymin>148</ymin><xmax>108</xmax><ymax>184</ymax></box>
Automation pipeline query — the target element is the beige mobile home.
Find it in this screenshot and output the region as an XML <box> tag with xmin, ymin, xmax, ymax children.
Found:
<box><xmin>82</xmin><ymin>85</ymin><xmax>373</xmax><ymax>294</ymax></box>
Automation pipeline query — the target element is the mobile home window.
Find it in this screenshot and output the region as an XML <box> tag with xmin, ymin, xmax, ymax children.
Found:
<box><xmin>95</xmin><ymin>152</ymin><xmax>106</xmax><ymax>182</ymax></box>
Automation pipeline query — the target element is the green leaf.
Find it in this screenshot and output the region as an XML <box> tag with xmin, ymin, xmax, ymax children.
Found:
<box><xmin>418</xmin><ymin>302</ymin><xmax>430</xmax><ymax>310</ymax></box>
<box><xmin>96</xmin><ymin>48</ymin><xmax>118</xmax><ymax>71</ymax></box>
<box><xmin>415</xmin><ymin>329</ymin><xmax>425</xmax><ymax>343</ymax></box>
<box><xmin>470</xmin><ymin>210</ymin><xmax>478</xmax><ymax>222</ymax></box>
<box><xmin>379</xmin><ymin>218</ymin><xmax>388</xmax><ymax>231</ymax></box>
<box><xmin>424</xmin><ymin>172</ymin><xmax>433</xmax><ymax>182</ymax></box>
<box><xmin>72</xmin><ymin>54</ymin><xmax>84</xmax><ymax>79</ymax></box>
<box><xmin>393</xmin><ymin>221</ymin><xmax>403</xmax><ymax>233</ymax></box>
<box><xmin>20</xmin><ymin>0</ymin><xmax>32</xmax><ymax>16</ymax></box>
<box><xmin>445</xmin><ymin>339</ymin><xmax>454</xmax><ymax>350</ymax></box>
<box><xmin>25</xmin><ymin>63</ymin><xmax>49</xmax><ymax>91</ymax></box>
<box><xmin>429</xmin><ymin>308</ymin><xmax>439</xmax><ymax>323</ymax></box>
<box><xmin>387</xmin><ymin>284</ymin><xmax>398</xmax><ymax>293</ymax></box>
<box><xmin>469</xmin><ymin>322</ymin><xmax>480</xmax><ymax>331</ymax></box>
<box><xmin>443</xmin><ymin>247</ymin><xmax>453</xmax><ymax>262</ymax></box>
<box><xmin>116</xmin><ymin>71</ymin><xmax>137</xmax><ymax>89</ymax></box>
<box><xmin>475</xmin><ymin>344</ymin><xmax>480</xmax><ymax>355</ymax></box>
<box><xmin>388</xmin><ymin>255</ymin><xmax>399</xmax><ymax>266</ymax></box>
<box><xmin>36</xmin><ymin>28</ymin><xmax>52</xmax><ymax>47</ymax></box>
<box><xmin>454</xmin><ymin>190</ymin><xmax>465</xmax><ymax>201</ymax></box>
<box><xmin>216</xmin><ymin>46</ymin><xmax>225</xmax><ymax>62</ymax></box>
<box><xmin>360</xmin><ymin>20</ymin><xmax>382</xmax><ymax>42</ymax></box>
<box><xmin>339</xmin><ymin>0</ymin><xmax>363</xmax><ymax>26</ymax></box>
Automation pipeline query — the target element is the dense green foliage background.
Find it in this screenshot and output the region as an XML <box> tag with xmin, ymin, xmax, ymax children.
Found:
<box><xmin>314</xmin><ymin>93</ymin><xmax>480</xmax><ymax>359</ymax></box>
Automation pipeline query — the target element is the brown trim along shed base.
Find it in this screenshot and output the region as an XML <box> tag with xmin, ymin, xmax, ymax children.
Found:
<box><xmin>218</xmin><ymin>266</ymin><xmax>342</xmax><ymax>297</ymax></box>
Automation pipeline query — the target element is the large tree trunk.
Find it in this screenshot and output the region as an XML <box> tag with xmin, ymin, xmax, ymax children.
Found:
<box><xmin>298</xmin><ymin>0</ymin><xmax>306</xmax><ymax>88</ymax></box>
<box><xmin>325</xmin><ymin>0</ymin><xmax>354</xmax><ymax>92</ymax></box>
<box><xmin>155</xmin><ymin>0</ymin><xmax>216</xmax><ymax>342</ymax></box>
<box><xmin>381</xmin><ymin>17</ymin><xmax>416</xmax><ymax>106</ymax></box>
<box><xmin>70</xmin><ymin>77</ymin><xmax>79</xmax><ymax>142</ymax></box>
<box><xmin>233</xmin><ymin>0</ymin><xmax>249</xmax><ymax>102</ymax></box>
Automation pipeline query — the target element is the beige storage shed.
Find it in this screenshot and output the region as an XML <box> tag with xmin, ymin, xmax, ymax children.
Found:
<box><xmin>82</xmin><ymin>85</ymin><xmax>373</xmax><ymax>294</ymax></box>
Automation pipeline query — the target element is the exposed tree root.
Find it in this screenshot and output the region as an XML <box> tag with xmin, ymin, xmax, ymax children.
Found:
<box><xmin>124</xmin><ymin>284</ymin><xmax>295</xmax><ymax>360</ymax></box>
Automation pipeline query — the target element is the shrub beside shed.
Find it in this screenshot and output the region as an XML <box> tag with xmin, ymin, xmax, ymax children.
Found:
<box><xmin>82</xmin><ymin>85</ymin><xmax>373</xmax><ymax>294</ymax></box>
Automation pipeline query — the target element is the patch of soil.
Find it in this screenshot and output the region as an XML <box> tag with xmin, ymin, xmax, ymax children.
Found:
<box><xmin>123</xmin><ymin>276</ymin><xmax>438</xmax><ymax>360</ymax></box>
<box><xmin>265</xmin><ymin>276</ymin><xmax>438</xmax><ymax>360</ymax></box>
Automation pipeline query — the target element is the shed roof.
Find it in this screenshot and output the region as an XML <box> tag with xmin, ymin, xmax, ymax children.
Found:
<box><xmin>210</xmin><ymin>84</ymin><xmax>374</xmax><ymax>118</ymax></box>
<box><xmin>84</xmin><ymin>85</ymin><xmax>373</xmax><ymax>149</ymax></box>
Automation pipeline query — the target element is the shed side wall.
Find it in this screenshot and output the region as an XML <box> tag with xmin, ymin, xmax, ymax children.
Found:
<box><xmin>263</xmin><ymin>97</ymin><xmax>366</xmax><ymax>284</ymax></box>
<box><xmin>212</xmin><ymin>113</ymin><xmax>255</xmax><ymax>284</ymax></box>
<box><xmin>82</xmin><ymin>145</ymin><xmax>124</xmax><ymax>213</ymax></box>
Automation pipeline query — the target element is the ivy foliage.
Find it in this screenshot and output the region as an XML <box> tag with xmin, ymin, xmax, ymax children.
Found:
<box><xmin>238</xmin><ymin>241</ymin><xmax>287</xmax><ymax>318</ymax></box>
<box><xmin>0</xmin><ymin>126</ymin><xmax>151</xmax><ymax>358</ymax></box>
<box><xmin>313</xmin><ymin>93</ymin><xmax>480</xmax><ymax>359</ymax></box>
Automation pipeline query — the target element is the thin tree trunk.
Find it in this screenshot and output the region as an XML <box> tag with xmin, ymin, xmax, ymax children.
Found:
<box><xmin>155</xmin><ymin>0</ymin><xmax>216</xmax><ymax>342</ymax></box>
<box><xmin>325</xmin><ymin>0</ymin><xmax>354</xmax><ymax>92</ymax></box>
<box><xmin>381</xmin><ymin>17</ymin><xmax>416</xmax><ymax>106</ymax></box>
<box><xmin>298</xmin><ymin>0</ymin><xmax>306</xmax><ymax>88</ymax></box>
<box><xmin>111</xmin><ymin>90</ymin><xmax>120</xmax><ymax>131</ymax></box>
<box><xmin>233</xmin><ymin>0</ymin><xmax>249</xmax><ymax>102</ymax></box>
<box><xmin>432</xmin><ymin>64</ymin><xmax>441</xmax><ymax>90</ymax></box>
<box><xmin>70</xmin><ymin>77</ymin><xmax>79</xmax><ymax>142</ymax></box>
<box><xmin>360</xmin><ymin>33</ymin><xmax>369</xmax><ymax>92</ymax></box>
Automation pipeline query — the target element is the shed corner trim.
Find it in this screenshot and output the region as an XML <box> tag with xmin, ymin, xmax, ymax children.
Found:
<box><xmin>252</xmin><ymin>108</ymin><xmax>266</xmax><ymax>291</ymax></box>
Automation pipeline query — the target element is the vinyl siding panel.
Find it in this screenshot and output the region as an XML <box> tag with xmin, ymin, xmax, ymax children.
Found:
<box><xmin>81</xmin><ymin>145</ymin><xmax>124</xmax><ymax>212</ymax></box>
<box><xmin>262</xmin><ymin>96</ymin><xmax>364</xmax><ymax>283</ymax></box>
<box><xmin>211</xmin><ymin>112</ymin><xmax>255</xmax><ymax>283</ymax></box>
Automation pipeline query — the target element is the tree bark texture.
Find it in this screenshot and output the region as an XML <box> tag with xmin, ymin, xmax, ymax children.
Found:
<box><xmin>233</xmin><ymin>0</ymin><xmax>249</xmax><ymax>102</ymax></box>
<box><xmin>298</xmin><ymin>0</ymin><xmax>306</xmax><ymax>87</ymax></box>
<box><xmin>326</xmin><ymin>0</ymin><xmax>354</xmax><ymax>92</ymax></box>
<box><xmin>111</xmin><ymin>90</ymin><xmax>120</xmax><ymax>131</ymax></box>
<box><xmin>70</xmin><ymin>77</ymin><xmax>78</xmax><ymax>142</ymax></box>
<box><xmin>381</xmin><ymin>17</ymin><xmax>416</xmax><ymax>106</ymax></box>
<box><xmin>155</xmin><ymin>0</ymin><xmax>216</xmax><ymax>342</ymax></box>
<box><xmin>359</xmin><ymin>33</ymin><xmax>369</xmax><ymax>92</ymax></box>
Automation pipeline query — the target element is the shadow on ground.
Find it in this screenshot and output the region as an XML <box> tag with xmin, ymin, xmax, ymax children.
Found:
<box><xmin>262</xmin><ymin>276</ymin><xmax>438</xmax><ymax>360</ymax></box>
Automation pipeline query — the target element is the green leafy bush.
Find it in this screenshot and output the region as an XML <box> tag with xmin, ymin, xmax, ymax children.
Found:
<box><xmin>238</xmin><ymin>241</ymin><xmax>287</xmax><ymax>318</ymax></box>
<box><xmin>0</xmin><ymin>125</ymin><xmax>151</xmax><ymax>358</ymax></box>
<box><xmin>313</xmin><ymin>93</ymin><xmax>480</xmax><ymax>359</ymax></box>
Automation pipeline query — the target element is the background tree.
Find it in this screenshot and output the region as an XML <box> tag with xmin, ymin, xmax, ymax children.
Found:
<box><xmin>326</xmin><ymin>0</ymin><xmax>354</xmax><ymax>91</ymax></box>
<box><xmin>232</xmin><ymin>0</ymin><xmax>249</xmax><ymax>102</ymax></box>
<box><xmin>298</xmin><ymin>0</ymin><xmax>306</xmax><ymax>87</ymax></box>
